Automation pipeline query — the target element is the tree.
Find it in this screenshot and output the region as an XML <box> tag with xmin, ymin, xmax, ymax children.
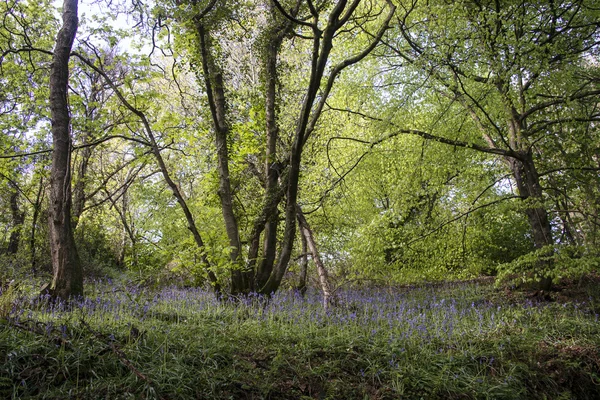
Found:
<box><xmin>48</xmin><ymin>0</ymin><xmax>83</xmax><ymax>299</ymax></box>
<box><xmin>6</xmin><ymin>182</ymin><xmax>25</xmax><ymax>255</ymax></box>
<box><xmin>370</xmin><ymin>0</ymin><xmax>600</xmax><ymax>288</ymax></box>
<box><xmin>302</xmin><ymin>104</ymin><xmax>533</xmax><ymax>282</ymax></box>
<box><xmin>1</xmin><ymin>0</ymin><xmax>57</xmax><ymax>269</ymax></box>
<box><xmin>75</xmin><ymin>0</ymin><xmax>395</xmax><ymax>296</ymax></box>
<box><xmin>164</xmin><ymin>0</ymin><xmax>396</xmax><ymax>295</ymax></box>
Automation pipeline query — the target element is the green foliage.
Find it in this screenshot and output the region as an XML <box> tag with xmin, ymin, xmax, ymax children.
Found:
<box><xmin>1</xmin><ymin>0</ymin><xmax>599</xmax><ymax>294</ymax></box>
<box><xmin>497</xmin><ymin>245</ymin><xmax>600</xmax><ymax>287</ymax></box>
<box><xmin>75</xmin><ymin>218</ymin><xmax>122</xmax><ymax>278</ymax></box>
<box><xmin>305</xmin><ymin>112</ymin><xmax>534</xmax><ymax>283</ymax></box>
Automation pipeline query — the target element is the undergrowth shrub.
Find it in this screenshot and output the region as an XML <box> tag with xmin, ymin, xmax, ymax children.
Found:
<box><xmin>497</xmin><ymin>245</ymin><xmax>599</xmax><ymax>287</ymax></box>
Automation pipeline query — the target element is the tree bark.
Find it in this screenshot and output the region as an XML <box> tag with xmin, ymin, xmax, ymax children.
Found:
<box><xmin>508</xmin><ymin>152</ymin><xmax>554</xmax><ymax>290</ymax></box>
<box><xmin>246</xmin><ymin>173</ymin><xmax>287</xmax><ymax>291</ymax></box>
<box><xmin>7</xmin><ymin>188</ymin><xmax>24</xmax><ymax>255</ymax></box>
<box><xmin>196</xmin><ymin>23</ymin><xmax>245</xmax><ymax>294</ymax></box>
<box><xmin>297</xmin><ymin>230</ymin><xmax>308</xmax><ymax>295</ymax></box>
<box><xmin>296</xmin><ymin>206</ymin><xmax>334</xmax><ymax>309</ymax></box>
<box><xmin>48</xmin><ymin>0</ymin><xmax>83</xmax><ymax>299</ymax></box>
<box><xmin>260</xmin><ymin>19</ymin><xmax>330</xmax><ymax>295</ymax></box>
<box><xmin>30</xmin><ymin>176</ymin><xmax>44</xmax><ymax>275</ymax></box>
<box><xmin>253</xmin><ymin>7</ymin><xmax>293</xmax><ymax>291</ymax></box>
<box><xmin>72</xmin><ymin>138</ymin><xmax>91</xmax><ymax>229</ymax></box>
<box><xmin>103</xmin><ymin>171</ymin><xmax>138</xmax><ymax>268</ymax></box>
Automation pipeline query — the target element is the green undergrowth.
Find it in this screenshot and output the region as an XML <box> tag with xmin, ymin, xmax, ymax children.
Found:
<box><xmin>0</xmin><ymin>277</ymin><xmax>599</xmax><ymax>399</ymax></box>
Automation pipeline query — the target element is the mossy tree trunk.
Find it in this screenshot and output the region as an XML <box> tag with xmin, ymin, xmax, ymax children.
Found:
<box><xmin>48</xmin><ymin>0</ymin><xmax>83</xmax><ymax>300</ymax></box>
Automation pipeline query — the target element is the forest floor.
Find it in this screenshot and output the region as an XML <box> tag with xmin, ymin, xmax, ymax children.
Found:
<box><xmin>0</xmin><ymin>274</ymin><xmax>599</xmax><ymax>399</ymax></box>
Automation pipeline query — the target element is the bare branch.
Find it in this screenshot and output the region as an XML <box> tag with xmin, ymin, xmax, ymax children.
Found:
<box><xmin>521</xmin><ymin>89</ymin><xmax>600</xmax><ymax>122</ymax></box>
<box><xmin>326</xmin><ymin>105</ymin><xmax>525</xmax><ymax>160</ymax></box>
<box><xmin>0</xmin><ymin>135</ymin><xmax>150</xmax><ymax>159</ymax></box>
<box><xmin>405</xmin><ymin>196</ymin><xmax>522</xmax><ymax>247</ymax></box>
<box><xmin>539</xmin><ymin>166</ymin><xmax>600</xmax><ymax>177</ymax></box>
<box><xmin>303</xmin><ymin>0</ymin><xmax>396</xmax><ymax>144</ymax></box>
<box><xmin>271</xmin><ymin>0</ymin><xmax>314</xmax><ymax>28</ymax></box>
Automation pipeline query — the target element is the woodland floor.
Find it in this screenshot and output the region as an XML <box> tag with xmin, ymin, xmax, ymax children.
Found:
<box><xmin>0</xmin><ymin>274</ymin><xmax>599</xmax><ymax>399</ymax></box>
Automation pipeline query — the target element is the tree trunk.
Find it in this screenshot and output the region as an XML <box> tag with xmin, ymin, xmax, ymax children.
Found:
<box><xmin>72</xmin><ymin>142</ymin><xmax>91</xmax><ymax>229</ymax></box>
<box><xmin>104</xmin><ymin>177</ymin><xmax>137</xmax><ymax>269</ymax></box>
<box><xmin>7</xmin><ymin>188</ymin><xmax>24</xmax><ymax>255</ymax></box>
<box><xmin>297</xmin><ymin>230</ymin><xmax>308</xmax><ymax>296</ymax></box>
<box><xmin>48</xmin><ymin>0</ymin><xmax>83</xmax><ymax>300</ymax></box>
<box><xmin>253</xmin><ymin>12</ymin><xmax>290</xmax><ymax>291</ymax></box>
<box><xmin>509</xmin><ymin>151</ymin><xmax>554</xmax><ymax>290</ymax></box>
<box><xmin>246</xmin><ymin>175</ymin><xmax>286</xmax><ymax>291</ymax></box>
<box><xmin>261</xmin><ymin>141</ymin><xmax>302</xmax><ymax>295</ymax></box>
<box><xmin>296</xmin><ymin>206</ymin><xmax>334</xmax><ymax>309</ymax></box>
<box><xmin>30</xmin><ymin>176</ymin><xmax>44</xmax><ymax>275</ymax></box>
<box><xmin>556</xmin><ymin>199</ymin><xmax>580</xmax><ymax>245</ymax></box>
<box><xmin>259</xmin><ymin>26</ymin><xmax>331</xmax><ymax>295</ymax></box>
<box><xmin>196</xmin><ymin>23</ymin><xmax>245</xmax><ymax>294</ymax></box>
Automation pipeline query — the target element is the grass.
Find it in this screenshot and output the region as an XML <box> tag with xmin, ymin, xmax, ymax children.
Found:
<box><xmin>0</xmin><ymin>276</ymin><xmax>599</xmax><ymax>399</ymax></box>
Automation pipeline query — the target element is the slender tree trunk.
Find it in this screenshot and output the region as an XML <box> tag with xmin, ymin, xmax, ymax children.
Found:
<box><xmin>556</xmin><ymin>199</ymin><xmax>580</xmax><ymax>245</ymax></box>
<box><xmin>259</xmin><ymin>35</ymin><xmax>327</xmax><ymax>294</ymax></box>
<box><xmin>121</xmin><ymin>186</ymin><xmax>136</xmax><ymax>268</ymax></box>
<box><xmin>246</xmin><ymin>177</ymin><xmax>286</xmax><ymax>291</ymax></box>
<box><xmin>103</xmin><ymin>177</ymin><xmax>137</xmax><ymax>268</ymax></box>
<box><xmin>48</xmin><ymin>0</ymin><xmax>83</xmax><ymax>299</ymax></box>
<box><xmin>196</xmin><ymin>23</ymin><xmax>245</xmax><ymax>294</ymax></box>
<box><xmin>72</xmin><ymin>143</ymin><xmax>91</xmax><ymax>229</ymax></box>
<box><xmin>261</xmin><ymin>140</ymin><xmax>302</xmax><ymax>295</ymax></box>
<box><xmin>296</xmin><ymin>206</ymin><xmax>334</xmax><ymax>309</ymax></box>
<box><xmin>297</xmin><ymin>230</ymin><xmax>308</xmax><ymax>296</ymax></box>
<box><xmin>7</xmin><ymin>188</ymin><xmax>24</xmax><ymax>255</ymax></box>
<box><xmin>30</xmin><ymin>176</ymin><xmax>44</xmax><ymax>275</ymax></box>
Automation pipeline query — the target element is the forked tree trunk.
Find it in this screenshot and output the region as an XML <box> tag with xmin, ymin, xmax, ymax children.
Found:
<box><xmin>262</xmin><ymin>0</ymin><xmax>395</xmax><ymax>295</ymax></box>
<box><xmin>254</xmin><ymin>8</ymin><xmax>291</xmax><ymax>291</ymax></box>
<box><xmin>296</xmin><ymin>206</ymin><xmax>334</xmax><ymax>309</ymax></box>
<box><xmin>48</xmin><ymin>0</ymin><xmax>83</xmax><ymax>300</ymax></box>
